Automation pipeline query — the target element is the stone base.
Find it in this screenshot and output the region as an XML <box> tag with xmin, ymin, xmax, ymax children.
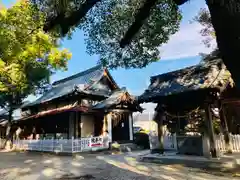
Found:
<box><xmin>150</xmin><ymin>149</ymin><xmax>164</xmax><ymax>154</ymax></box>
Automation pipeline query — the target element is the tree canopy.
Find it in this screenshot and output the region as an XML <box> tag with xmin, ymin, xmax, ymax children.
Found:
<box><xmin>32</xmin><ymin>0</ymin><xmax>181</xmax><ymax>69</ymax></box>
<box><xmin>0</xmin><ymin>0</ymin><xmax>71</xmax><ymax>119</ymax></box>
<box><xmin>32</xmin><ymin>0</ymin><xmax>240</xmax><ymax>89</ymax></box>
<box><xmin>193</xmin><ymin>8</ymin><xmax>215</xmax><ymax>48</ymax></box>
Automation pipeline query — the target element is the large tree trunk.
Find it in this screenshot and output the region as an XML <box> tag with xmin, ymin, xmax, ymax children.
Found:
<box><xmin>5</xmin><ymin>108</ymin><xmax>13</xmax><ymax>150</ymax></box>
<box><xmin>206</xmin><ymin>0</ymin><xmax>240</xmax><ymax>87</ymax></box>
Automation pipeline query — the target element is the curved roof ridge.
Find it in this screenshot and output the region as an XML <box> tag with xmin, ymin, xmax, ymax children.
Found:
<box><xmin>53</xmin><ymin>65</ymin><xmax>103</xmax><ymax>86</ymax></box>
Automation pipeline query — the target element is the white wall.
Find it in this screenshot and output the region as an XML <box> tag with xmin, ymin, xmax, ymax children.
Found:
<box><xmin>81</xmin><ymin>114</ymin><xmax>95</xmax><ymax>138</ymax></box>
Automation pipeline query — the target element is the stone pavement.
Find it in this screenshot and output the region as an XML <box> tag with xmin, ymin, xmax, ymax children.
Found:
<box><xmin>0</xmin><ymin>151</ymin><xmax>239</xmax><ymax>179</ymax></box>
<box><xmin>135</xmin><ymin>150</ymin><xmax>240</xmax><ymax>175</ymax></box>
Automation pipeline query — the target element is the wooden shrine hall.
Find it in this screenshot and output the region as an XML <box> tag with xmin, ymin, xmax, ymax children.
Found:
<box><xmin>9</xmin><ymin>65</ymin><xmax>142</xmax><ymax>152</ymax></box>
<box><xmin>138</xmin><ymin>55</ymin><xmax>240</xmax><ymax>157</ymax></box>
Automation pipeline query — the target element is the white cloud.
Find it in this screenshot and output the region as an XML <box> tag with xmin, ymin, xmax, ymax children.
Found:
<box><xmin>141</xmin><ymin>103</ymin><xmax>157</xmax><ymax>113</ymax></box>
<box><xmin>133</xmin><ymin>103</ymin><xmax>156</xmax><ymax>122</ymax></box>
<box><xmin>159</xmin><ymin>22</ymin><xmax>216</xmax><ymax>60</ymax></box>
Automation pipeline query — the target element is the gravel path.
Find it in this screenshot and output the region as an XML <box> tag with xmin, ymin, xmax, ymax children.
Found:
<box><xmin>0</xmin><ymin>151</ymin><xmax>239</xmax><ymax>180</ymax></box>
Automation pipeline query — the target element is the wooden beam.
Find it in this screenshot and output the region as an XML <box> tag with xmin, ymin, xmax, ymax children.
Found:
<box><xmin>222</xmin><ymin>99</ymin><xmax>240</xmax><ymax>104</ymax></box>
<box><xmin>107</xmin><ymin>109</ymin><xmax>131</xmax><ymax>113</ymax></box>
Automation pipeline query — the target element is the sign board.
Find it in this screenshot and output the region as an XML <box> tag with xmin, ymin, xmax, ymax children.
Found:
<box><xmin>90</xmin><ymin>136</ymin><xmax>103</xmax><ymax>147</ymax></box>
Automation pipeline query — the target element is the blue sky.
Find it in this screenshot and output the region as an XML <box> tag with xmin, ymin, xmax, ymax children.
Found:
<box><xmin>51</xmin><ymin>0</ymin><xmax>208</xmax><ymax>95</ymax></box>
<box><xmin>2</xmin><ymin>0</ymin><xmax>214</xmax><ymax>112</ymax></box>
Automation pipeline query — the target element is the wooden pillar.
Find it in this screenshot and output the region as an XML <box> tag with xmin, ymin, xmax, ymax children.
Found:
<box><xmin>205</xmin><ymin>104</ymin><xmax>218</xmax><ymax>158</ymax></box>
<box><xmin>78</xmin><ymin>112</ymin><xmax>81</xmax><ymax>138</ymax></box>
<box><xmin>102</xmin><ymin>115</ymin><xmax>108</xmax><ymax>136</ymax></box>
<box><xmin>129</xmin><ymin>113</ymin><xmax>133</xmax><ymax>141</ymax></box>
<box><xmin>219</xmin><ymin>102</ymin><xmax>232</xmax><ymax>153</ymax></box>
<box><xmin>107</xmin><ymin>113</ymin><xmax>112</xmax><ymax>143</ymax></box>
<box><xmin>32</xmin><ymin>126</ymin><xmax>36</xmax><ymax>140</ymax></box>
<box><xmin>75</xmin><ymin>112</ymin><xmax>79</xmax><ymax>138</ymax></box>
<box><xmin>68</xmin><ymin>112</ymin><xmax>74</xmax><ymax>139</ymax></box>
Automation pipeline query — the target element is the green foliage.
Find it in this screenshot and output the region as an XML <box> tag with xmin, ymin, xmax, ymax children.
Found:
<box><xmin>0</xmin><ymin>0</ymin><xmax>71</xmax><ymax>116</ymax></box>
<box><xmin>79</xmin><ymin>0</ymin><xmax>181</xmax><ymax>68</ymax></box>
<box><xmin>134</xmin><ymin>132</ymin><xmax>149</xmax><ymax>149</ymax></box>
<box><xmin>32</xmin><ymin>0</ymin><xmax>182</xmax><ymax>69</ymax></box>
<box><xmin>193</xmin><ymin>8</ymin><xmax>215</xmax><ymax>48</ymax></box>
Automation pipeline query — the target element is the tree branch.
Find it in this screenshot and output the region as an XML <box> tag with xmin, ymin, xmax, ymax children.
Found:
<box><xmin>120</xmin><ymin>0</ymin><xmax>188</xmax><ymax>48</ymax></box>
<box><xmin>44</xmin><ymin>0</ymin><xmax>102</xmax><ymax>35</ymax></box>
<box><xmin>120</xmin><ymin>0</ymin><xmax>157</xmax><ymax>48</ymax></box>
<box><xmin>172</xmin><ymin>0</ymin><xmax>188</xmax><ymax>6</ymax></box>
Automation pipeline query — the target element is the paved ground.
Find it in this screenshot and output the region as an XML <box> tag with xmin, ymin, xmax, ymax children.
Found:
<box><xmin>0</xmin><ymin>151</ymin><xmax>239</xmax><ymax>180</ymax></box>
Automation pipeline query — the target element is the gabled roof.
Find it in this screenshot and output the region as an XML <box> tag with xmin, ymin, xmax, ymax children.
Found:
<box><xmin>138</xmin><ymin>58</ymin><xmax>233</xmax><ymax>103</ymax></box>
<box><xmin>23</xmin><ymin>65</ymin><xmax>119</xmax><ymax>108</ymax></box>
<box><xmin>92</xmin><ymin>87</ymin><xmax>143</xmax><ymax>112</ymax></box>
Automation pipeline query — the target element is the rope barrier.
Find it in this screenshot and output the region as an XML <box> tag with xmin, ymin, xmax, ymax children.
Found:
<box><xmin>158</xmin><ymin>106</ymin><xmax>200</xmax><ymax>119</ymax></box>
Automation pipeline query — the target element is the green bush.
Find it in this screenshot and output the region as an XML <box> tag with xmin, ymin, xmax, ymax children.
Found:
<box><xmin>133</xmin><ymin>132</ymin><xmax>150</xmax><ymax>149</ymax></box>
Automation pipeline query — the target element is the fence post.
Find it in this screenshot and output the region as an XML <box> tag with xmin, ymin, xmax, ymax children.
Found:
<box><xmin>173</xmin><ymin>133</ymin><xmax>177</xmax><ymax>150</ymax></box>
<box><xmin>60</xmin><ymin>139</ymin><xmax>63</xmax><ymax>152</ymax></box>
<box><xmin>42</xmin><ymin>138</ymin><xmax>45</xmax><ymax>152</ymax></box>
<box><xmin>89</xmin><ymin>137</ymin><xmax>92</xmax><ymax>150</ymax></box>
<box><xmin>29</xmin><ymin>139</ymin><xmax>32</xmax><ymax>151</ymax></box>
<box><xmin>52</xmin><ymin>137</ymin><xmax>54</xmax><ymax>152</ymax></box>
<box><xmin>72</xmin><ymin>136</ymin><xmax>74</xmax><ymax>153</ymax></box>
<box><xmin>101</xmin><ymin>136</ymin><xmax>103</xmax><ymax>148</ymax></box>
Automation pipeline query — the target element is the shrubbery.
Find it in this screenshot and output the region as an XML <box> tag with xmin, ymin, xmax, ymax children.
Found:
<box><xmin>133</xmin><ymin>132</ymin><xmax>150</xmax><ymax>149</ymax></box>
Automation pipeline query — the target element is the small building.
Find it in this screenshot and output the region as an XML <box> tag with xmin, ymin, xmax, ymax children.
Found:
<box><xmin>12</xmin><ymin>65</ymin><xmax>142</xmax><ymax>152</ymax></box>
<box><xmin>138</xmin><ymin>56</ymin><xmax>240</xmax><ymax>157</ymax></box>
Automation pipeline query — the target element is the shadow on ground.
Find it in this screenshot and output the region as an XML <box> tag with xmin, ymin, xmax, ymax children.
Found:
<box><xmin>0</xmin><ymin>151</ymin><xmax>239</xmax><ymax>180</ymax></box>
<box><xmin>139</xmin><ymin>154</ymin><xmax>240</xmax><ymax>177</ymax></box>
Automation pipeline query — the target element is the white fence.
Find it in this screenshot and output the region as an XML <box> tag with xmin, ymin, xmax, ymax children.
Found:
<box><xmin>216</xmin><ymin>134</ymin><xmax>240</xmax><ymax>152</ymax></box>
<box><xmin>13</xmin><ymin>136</ymin><xmax>109</xmax><ymax>153</ymax></box>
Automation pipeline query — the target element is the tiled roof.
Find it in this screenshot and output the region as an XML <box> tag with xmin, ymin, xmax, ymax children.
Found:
<box><xmin>138</xmin><ymin>59</ymin><xmax>232</xmax><ymax>103</ymax></box>
<box><xmin>92</xmin><ymin>87</ymin><xmax>143</xmax><ymax>112</ymax></box>
<box><xmin>23</xmin><ymin>65</ymin><xmax>117</xmax><ymax>108</ymax></box>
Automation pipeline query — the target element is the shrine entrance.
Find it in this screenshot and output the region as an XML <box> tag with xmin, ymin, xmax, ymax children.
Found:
<box><xmin>112</xmin><ymin>113</ymin><xmax>130</xmax><ymax>142</ymax></box>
